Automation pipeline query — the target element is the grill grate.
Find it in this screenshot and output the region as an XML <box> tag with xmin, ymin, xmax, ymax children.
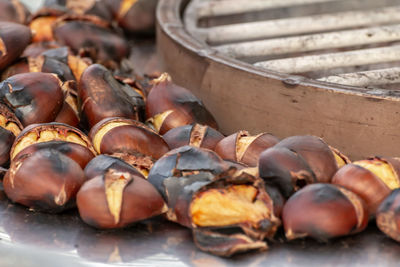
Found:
<box><xmin>184</xmin><ymin>0</ymin><xmax>400</xmax><ymax>88</ymax></box>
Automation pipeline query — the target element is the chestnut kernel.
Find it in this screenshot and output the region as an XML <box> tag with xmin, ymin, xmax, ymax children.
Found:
<box><xmin>0</xmin><ymin>103</ymin><xmax>22</xmax><ymax>166</ymax></box>
<box><xmin>76</xmin><ymin>168</ymin><xmax>167</xmax><ymax>229</ymax></box>
<box><xmin>376</xmin><ymin>189</ymin><xmax>400</xmax><ymax>242</ymax></box>
<box><xmin>3</xmin><ymin>149</ymin><xmax>86</xmax><ymax>213</ymax></box>
<box><xmin>258</xmin><ymin>146</ymin><xmax>316</xmax><ymax>198</ymax></box>
<box><xmin>163</xmin><ymin>123</ymin><xmax>224</xmax><ymax>151</ymax></box>
<box><xmin>275</xmin><ymin>135</ymin><xmax>350</xmax><ymax>183</ymax></box>
<box><xmin>0</xmin><ymin>72</ymin><xmax>64</xmax><ymax>126</ymax></box>
<box><xmin>79</xmin><ymin>64</ymin><xmax>144</xmax><ymax>128</ymax></box>
<box><xmin>282</xmin><ymin>184</ymin><xmax>368</xmax><ymax>241</ymax></box>
<box><xmin>146</xmin><ymin>73</ymin><xmax>218</xmax><ymax>134</ymax></box>
<box><xmin>215</xmin><ymin>130</ymin><xmax>279</xmax><ymax>167</ymax></box>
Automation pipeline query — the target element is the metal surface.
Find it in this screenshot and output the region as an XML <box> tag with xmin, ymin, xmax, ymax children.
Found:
<box><xmin>0</xmin><ymin>189</ymin><xmax>400</xmax><ymax>267</ymax></box>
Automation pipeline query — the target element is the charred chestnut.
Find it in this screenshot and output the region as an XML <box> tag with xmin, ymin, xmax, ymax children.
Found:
<box><xmin>0</xmin><ymin>22</ymin><xmax>31</xmax><ymax>70</ymax></box>
<box><xmin>52</xmin><ymin>16</ymin><xmax>129</xmax><ymax>68</ymax></box>
<box><xmin>275</xmin><ymin>135</ymin><xmax>349</xmax><ymax>183</ymax></box>
<box><xmin>0</xmin><ymin>0</ymin><xmax>30</xmax><ymax>24</ymax></box>
<box><xmin>84</xmin><ymin>155</ymin><xmax>144</xmax><ymax>181</ymax></box>
<box><xmin>215</xmin><ymin>130</ymin><xmax>279</xmax><ymax>167</ymax></box>
<box><xmin>79</xmin><ymin>64</ymin><xmax>144</xmax><ymax>128</ymax></box>
<box><xmin>0</xmin><ymin>103</ymin><xmax>22</xmax><ymax>166</ymax></box>
<box><xmin>332</xmin><ymin>157</ymin><xmax>400</xmax><ymax>216</ymax></box>
<box><xmin>259</xmin><ymin>146</ymin><xmax>317</xmax><ymax>198</ymax></box>
<box><xmin>3</xmin><ymin>149</ymin><xmax>86</xmax><ymax>213</ymax></box>
<box><xmin>376</xmin><ymin>189</ymin><xmax>400</xmax><ymax>242</ymax></box>
<box><xmin>76</xmin><ymin>168</ymin><xmax>167</xmax><ymax>229</ymax></box>
<box><xmin>55</xmin><ymin>81</ymin><xmax>80</xmax><ymax>127</ymax></box>
<box><xmin>163</xmin><ymin>123</ymin><xmax>224</xmax><ymax>151</ymax></box>
<box><xmin>89</xmin><ymin>117</ymin><xmax>169</xmax><ymax>176</ymax></box>
<box><xmin>0</xmin><ymin>72</ymin><xmax>64</xmax><ymax>126</ymax></box>
<box><xmin>10</xmin><ymin>122</ymin><xmax>96</xmax><ymax>165</ymax></box>
<box><xmin>146</xmin><ymin>73</ymin><xmax>218</xmax><ymax>134</ymax></box>
<box><xmin>282</xmin><ymin>184</ymin><xmax>368</xmax><ymax>241</ymax></box>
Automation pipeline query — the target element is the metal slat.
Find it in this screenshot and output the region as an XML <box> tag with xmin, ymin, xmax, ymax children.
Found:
<box><xmin>215</xmin><ymin>25</ymin><xmax>400</xmax><ymax>58</ymax></box>
<box><xmin>197</xmin><ymin>0</ymin><xmax>341</xmax><ymax>17</ymax></box>
<box><xmin>318</xmin><ymin>68</ymin><xmax>400</xmax><ymax>86</ymax></box>
<box><xmin>254</xmin><ymin>45</ymin><xmax>400</xmax><ymax>74</ymax></box>
<box><xmin>202</xmin><ymin>6</ymin><xmax>400</xmax><ymax>44</ymax></box>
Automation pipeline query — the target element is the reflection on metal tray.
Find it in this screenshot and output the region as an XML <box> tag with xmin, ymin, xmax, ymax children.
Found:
<box><xmin>0</xmin><ymin>189</ymin><xmax>399</xmax><ymax>267</ymax></box>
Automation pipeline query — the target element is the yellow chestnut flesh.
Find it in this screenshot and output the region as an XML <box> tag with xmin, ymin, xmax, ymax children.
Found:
<box><xmin>354</xmin><ymin>160</ymin><xmax>400</xmax><ymax>190</ymax></box>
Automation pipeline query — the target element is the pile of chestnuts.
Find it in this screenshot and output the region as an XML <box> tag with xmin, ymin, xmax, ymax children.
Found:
<box><xmin>1</xmin><ymin>0</ymin><xmax>400</xmax><ymax>259</ymax></box>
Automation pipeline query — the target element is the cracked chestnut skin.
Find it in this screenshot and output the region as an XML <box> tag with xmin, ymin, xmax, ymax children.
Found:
<box><xmin>259</xmin><ymin>146</ymin><xmax>317</xmax><ymax>198</ymax></box>
<box><xmin>146</xmin><ymin>73</ymin><xmax>218</xmax><ymax>134</ymax></box>
<box><xmin>163</xmin><ymin>123</ymin><xmax>224</xmax><ymax>151</ymax></box>
<box><xmin>10</xmin><ymin>122</ymin><xmax>96</xmax><ymax>166</ymax></box>
<box><xmin>0</xmin><ymin>72</ymin><xmax>64</xmax><ymax>127</ymax></box>
<box><xmin>215</xmin><ymin>131</ymin><xmax>279</xmax><ymax>167</ymax></box>
<box><xmin>0</xmin><ymin>103</ymin><xmax>22</xmax><ymax>166</ymax></box>
<box><xmin>79</xmin><ymin>64</ymin><xmax>145</xmax><ymax>128</ymax></box>
<box><xmin>376</xmin><ymin>189</ymin><xmax>400</xmax><ymax>242</ymax></box>
<box><xmin>3</xmin><ymin>149</ymin><xmax>86</xmax><ymax>213</ymax></box>
<box><xmin>84</xmin><ymin>155</ymin><xmax>145</xmax><ymax>181</ymax></box>
<box><xmin>52</xmin><ymin>16</ymin><xmax>129</xmax><ymax>68</ymax></box>
<box><xmin>89</xmin><ymin>117</ymin><xmax>169</xmax><ymax>176</ymax></box>
<box><xmin>0</xmin><ymin>22</ymin><xmax>31</xmax><ymax>71</ymax></box>
<box><xmin>76</xmin><ymin>168</ymin><xmax>167</xmax><ymax>229</ymax></box>
<box><xmin>0</xmin><ymin>0</ymin><xmax>30</xmax><ymax>24</ymax></box>
<box><xmin>332</xmin><ymin>157</ymin><xmax>400</xmax><ymax>216</ymax></box>
<box><xmin>275</xmin><ymin>135</ymin><xmax>349</xmax><ymax>183</ymax></box>
<box><xmin>282</xmin><ymin>184</ymin><xmax>368</xmax><ymax>241</ymax></box>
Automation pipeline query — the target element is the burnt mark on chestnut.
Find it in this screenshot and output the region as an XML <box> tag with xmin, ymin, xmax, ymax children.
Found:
<box><xmin>376</xmin><ymin>189</ymin><xmax>400</xmax><ymax>242</ymax></box>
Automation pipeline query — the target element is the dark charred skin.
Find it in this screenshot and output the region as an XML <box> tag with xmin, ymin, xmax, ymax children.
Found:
<box><xmin>192</xmin><ymin>228</ymin><xmax>267</xmax><ymax>257</ymax></box>
<box><xmin>13</xmin><ymin>141</ymin><xmax>95</xmax><ymax>169</ymax></box>
<box><xmin>76</xmin><ymin>168</ymin><xmax>167</xmax><ymax>229</ymax></box>
<box><xmin>0</xmin><ymin>103</ymin><xmax>22</xmax><ymax>166</ymax></box>
<box><xmin>265</xmin><ymin>185</ymin><xmax>285</xmax><ymax>218</ymax></box>
<box><xmin>214</xmin><ymin>131</ymin><xmax>279</xmax><ymax>167</ymax></box>
<box><xmin>79</xmin><ymin>64</ymin><xmax>145</xmax><ymax>128</ymax></box>
<box><xmin>0</xmin><ymin>0</ymin><xmax>30</xmax><ymax>24</ymax></box>
<box><xmin>84</xmin><ymin>155</ymin><xmax>145</xmax><ymax>181</ymax></box>
<box><xmin>147</xmin><ymin>146</ymin><xmax>227</xmax><ymax>202</ymax></box>
<box><xmin>10</xmin><ymin>122</ymin><xmax>96</xmax><ymax>161</ymax></box>
<box><xmin>146</xmin><ymin>73</ymin><xmax>218</xmax><ymax>134</ymax></box>
<box><xmin>22</xmin><ymin>41</ymin><xmax>61</xmax><ymax>58</ymax></box>
<box><xmin>53</xmin><ymin>17</ymin><xmax>129</xmax><ymax>68</ymax></box>
<box><xmin>332</xmin><ymin>163</ymin><xmax>391</xmax><ymax>216</ymax></box>
<box><xmin>0</xmin><ymin>22</ymin><xmax>31</xmax><ymax>71</ymax></box>
<box><xmin>0</xmin><ymin>128</ymin><xmax>14</xmax><ymax>166</ymax></box>
<box><xmin>43</xmin><ymin>0</ymin><xmax>113</xmax><ymax>21</ymax></box>
<box><xmin>1</xmin><ymin>58</ymin><xmax>29</xmax><ymax>80</ymax></box>
<box><xmin>376</xmin><ymin>189</ymin><xmax>400</xmax><ymax>242</ymax></box>
<box><xmin>282</xmin><ymin>184</ymin><xmax>368</xmax><ymax>241</ymax></box>
<box><xmin>0</xmin><ymin>72</ymin><xmax>64</xmax><ymax>126</ymax></box>
<box><xmin>259</xmin><ymin>147</ymin><xmax>316</xmax><ymax>198</ymax></box>
<box><xmin>275</xmin><ymin>135</ymin><xmax>338</xmax><ymax>183</ymax></box>
<box><xmin>163</xmin><ymin>123</ymin><xmax>224</xmax><ymax>150</ymax></box>
<box><xmin>89</xmin><ymin>117</ymin><xmax>168</xmax><ymax>160</ymax></box>
<box><xmin>3</xmin><ymin>149</ymin><xmax>86</xmax><ymax>213</ymax></box>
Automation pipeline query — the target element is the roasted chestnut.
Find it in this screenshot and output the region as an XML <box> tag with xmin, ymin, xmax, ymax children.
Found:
<box><xmin>376</xmin><ymin>189</ymin><xmax>400</xmax><ymax>242</ymax></box>
<box><xmin>0</xmin><ymin>22</ymin><xmax>31</xmax><ymax>70</ymax></box>
<box><xmin>89</xmin><ymin>117</ymin><xmax>169</xmax><ymax>176</ymax></box>
<box><xmin>52</xmin><ymin>16</ymin><xmax>130</xmax><ymax>68</ymax></box>
<box><xmin>84</xmin><ymin>155</ymin><xmax>144</xmax><ymax>181</ymax></box>
<box><xmin>0</xmin><ymin>72</ymin><xmax>64</xmax><ymax>126</ymax></box>
<box><xmin>79</xmin><ymin>64</ymin><xmax>144</xmax><ymax>128</ymax></box>
<box><xmin>22</xmin><ymin>41</ymin><xmax>61</xmax><ymax>58</ymax></box>
<box><xmin>0</xmin><ymin>0</ymin><xmax>30</xmax><ymax>24</ymax></box>
<box><xmin>282</xmin><ymin>184</ymin><xmax>368</xmax><ymax>241</ymax></box>
<box><xmin>275</xmin><ymin>135</ymin><xmax>349</xmax><ymax>183</ymax></box>
<box><xmin>0</xmin><ymin>103</ymin><xmax>22</xmax><ymax>166</ymax></box>
<box><xmin>332</xmin><ymin>157</ymin><xmax>400</xmax><ymax>216</ymax></box>
<box><xmin>106</xmin><ymin>0</ymin><xmax>158</xmax><ymax>34</ymax></box>
<box><xmin>3</xmin><ymin>149</ymin><xmax>86</xmax><ymax>213</ymax></box>
<box><xmin>55</xmin><ymin>81</ymin><xmax>80</xmax><ymax>127</ymax></box>
<box><xmin>215</xmin><ymin>130</ymin><xmax>279</xmax><ymax>167</ymax></box>
<box><xmin>10</xmin><ymin>122</ymin><xmax>96</xmax><ymax>165</ymax></box>
<box><xmin>146</xmin><ymin>73</ymin><xmax>218</xmax><ymax>134</ymax></box>
<box><xmin>163</xmin><ymin>123</ymin><xmax>224</xmax><ymax>151</ymax></box>
<box><xmin>259</xmin><ymin>146</ymin><xmax>317</xmax><ymax>198</ymax></box>
<box><xmin>76</xmin><ymin>167</ymin><xmax>167</xmax><ymax>229</ymax></box>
